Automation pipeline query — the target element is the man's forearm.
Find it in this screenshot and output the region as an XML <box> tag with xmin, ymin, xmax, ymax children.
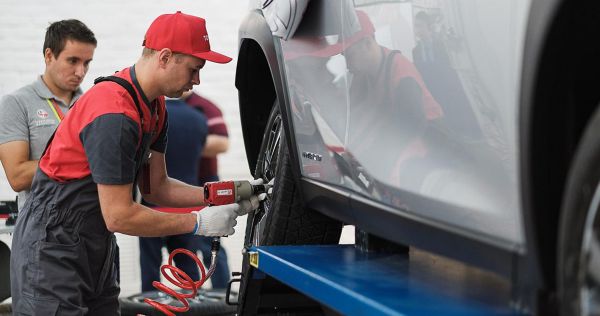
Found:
<box><xmin>201</xmin><ymin>135</ymin><xmax>229</xmax><ymax>157</ymax></box>
<box><xmin>142</xmin><ymin>176</ymin><xmax>206</xmax><ymax>207</ymax></box>
<box><xmin>104</xmin><ymin>201</ymin><xmax>196</xmax><ymax>237</ymax></box>
<box><xmin>4</xmin><ymin>160</ymin><xmax>39</xmax><ymax>191</ymax></box>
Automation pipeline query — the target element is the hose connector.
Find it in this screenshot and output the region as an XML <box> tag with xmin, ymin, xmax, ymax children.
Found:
<box><xmin>211</xmin><ymin>237</ymin><xmax>221</xmax><ymax>254</ymax></box>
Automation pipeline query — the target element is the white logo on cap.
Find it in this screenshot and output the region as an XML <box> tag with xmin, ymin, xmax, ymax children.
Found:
<box><xmin>37</xmin><ymin>109</ymin><xmax>49</xmax><ymax>119</ymax></box>
<box><xmin>203</xmin><ymin>35</ymin><xmax>209</xmax><ymax>42</ymax></box>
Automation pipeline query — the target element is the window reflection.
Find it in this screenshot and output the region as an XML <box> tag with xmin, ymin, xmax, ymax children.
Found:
<box><xmin>343</xmin><ymin>10</ymin><xmax>443</xmax><ymax>190</ymax></box>
<box><xmin>279</xmin><ymin>0</ymin><xmax>525</xmax><ymax>243</ymax></box>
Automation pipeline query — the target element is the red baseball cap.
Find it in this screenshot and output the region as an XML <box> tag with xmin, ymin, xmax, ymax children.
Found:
<box><xmin>283</xmin><ymin>37</ymin><xmax>343</xmax><ymax>61</ymax></box>
<box><xmin>283</xmin><ymin>11</ymin><xmax>375</xmax><ymax>60</ymax></box>
<box><xmin>143</xmin><ymin>11</ymin><xmax>232</xmax><ymax>64</ymax></box>
<box><xmin>343</xmin><ymin>11</ymin><xmax>375</xmax><ymax>48</ymax></box>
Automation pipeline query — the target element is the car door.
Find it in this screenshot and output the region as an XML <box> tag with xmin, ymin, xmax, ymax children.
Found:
<box><xmin>279</xmin><ymin>0</ymin><xmax>530</xmax><ymax>249</ymax></box>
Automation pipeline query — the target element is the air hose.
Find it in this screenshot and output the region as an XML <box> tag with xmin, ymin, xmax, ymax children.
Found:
<box><xmin>144</xmin><ymin>238</ymin><xmax>221</xmax><ymax>316</ymax></box>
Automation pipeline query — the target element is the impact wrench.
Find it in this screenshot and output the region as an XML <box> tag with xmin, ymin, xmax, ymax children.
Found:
<box><xmin>202</xmin><ymin>180</ymin><xmax>272</xmax><ymax>288</ymax></box>
<box><xmin>203</xmin><ymin>180</ymin><xmax>272</xmax><ymax>206</ymax></box>
<box><xmin>202</xmin><ymin>180</ymin><xmax>273</xmax><ymax>285</ymax></box>
<box><xmin>145</xmin><ymin>179</ymin><xmax>271</xmax><ymax>316</ymax></box>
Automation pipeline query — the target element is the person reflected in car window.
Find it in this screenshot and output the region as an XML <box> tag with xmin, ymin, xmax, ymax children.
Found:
<box><xmin>283</xmin><ymin>37</ymin><xmax>347</xmax><ymax>140</ymax></box>
<box><xmin>281</xmin><ymin>37</ymin><xmax>347</xmax><ymax>183</ymax></box>
<box><xmin>413</xmin><ymin>11</ymin><xmax>483</xmax><ymax>141</ymax></box>
<box><xmin>341</xmin><ymin>10</ymin><xmax>443</xmax><ymax>189</ymax></box>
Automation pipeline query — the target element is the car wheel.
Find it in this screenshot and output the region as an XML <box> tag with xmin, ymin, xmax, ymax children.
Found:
<box><xmin>558</xmin><ymin>108</ymin><xmax>600</xmax><ymax>315</ymax></box>
<box><xmin>248</xmin><ymin>102</ymin><xmax>342</xmax><ymax>246</ymax></box>
<box><xmin>119</xmin><ymin>289</ymin><xmax>236</xmax><ymax>316</ymax></box>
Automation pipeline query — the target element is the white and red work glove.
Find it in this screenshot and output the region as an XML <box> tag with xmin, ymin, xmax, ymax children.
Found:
<box><xmin>192</xmin><ymin>195</ymin><xmax>262</xmax><ymax>237</ymax></box>
<box><xmin>237</xmin><ymin>178</ymin><xmax>268</xmax><ymax>214</ymax></box>
<box><xmin>236</xmin><ymin>195</ymin><xmax>262</xmax><ymax>216</ymax></box>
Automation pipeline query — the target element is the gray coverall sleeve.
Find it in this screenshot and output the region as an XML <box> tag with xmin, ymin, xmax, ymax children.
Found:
<box><xmin>80</xmin><ymin>113</ymin><xmax>140</xmax><ymax>185</ymax></box>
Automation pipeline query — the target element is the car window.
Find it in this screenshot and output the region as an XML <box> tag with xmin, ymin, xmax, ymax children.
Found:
<box><xmin>280</xmin><ymin>0</ymin><xmax>529</xmax><ymax>246</ymax></box>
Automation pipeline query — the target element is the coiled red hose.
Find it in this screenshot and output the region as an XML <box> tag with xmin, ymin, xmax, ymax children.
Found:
<box><xmin>144</xmin><ymin>248</ymin><xmax>213</xmax><ymax>316</ymax></box>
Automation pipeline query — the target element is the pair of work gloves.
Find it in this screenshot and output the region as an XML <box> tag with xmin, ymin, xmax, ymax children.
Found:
<box><xmin>193</xmin><ymin>178</ymin><xmax>269</xmax><ymax>237</ymax></box>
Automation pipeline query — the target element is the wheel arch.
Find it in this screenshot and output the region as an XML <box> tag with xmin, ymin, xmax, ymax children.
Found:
<box><xmin>236</xmin><ymin>10</ymin><xmax>297</xmax><ymax>178</ymax></box>
<box><xmin>520</xmin><ymin>0</ymin><xmax>600</xmax><ymax>298</ymax></box>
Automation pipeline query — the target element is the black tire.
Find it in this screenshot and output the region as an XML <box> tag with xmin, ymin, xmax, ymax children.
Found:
<box><xmin>119</xmin><ymin>289</ymin><xmax>236</xmax><ymax>316</ymax></box>
<box><xmin>248</xmin><ymin>103</ymin><xmax>342</xmax><ymax>246</ymax></box>
<box><xmin>558</xmin><ymin>107</ymin><xmax>600</xmax><ymax>316</ymax></box>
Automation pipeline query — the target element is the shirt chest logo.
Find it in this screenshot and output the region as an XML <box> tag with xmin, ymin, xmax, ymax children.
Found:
<box><xmin>33</xmin><ymin>109</ymin><xmax>57</xmax><ymax>127</ymax></box>
<box><xmin>37</xmin><ymin>109</ymin><xmax>49</xmax><ymax>119</ymax></box>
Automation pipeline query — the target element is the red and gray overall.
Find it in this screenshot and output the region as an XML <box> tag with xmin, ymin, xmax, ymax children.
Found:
<box><xmin>10</xmin><ymin>66</ymin><xmax>167</xmax><ymax>315</ymax></box>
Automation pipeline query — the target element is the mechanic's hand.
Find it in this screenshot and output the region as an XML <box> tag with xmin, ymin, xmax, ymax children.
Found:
<box><xmin>266</xmin><ymin>178</ymin><xmax>274</xmax><ymax>195</ymax></box>
<box><xmin>236</xmin><ymin>195</ymin><xmax>261</xmax><ymax>216</ymax></box>
<box><xmin>192</xmin><ymin>204</ymin><xmax>239</xmax><ymax>236</ymax></box>
<box><xmin>249</xmin><ymin>177</ymin><xmax>273</xmax><ymax>200</ymax></box>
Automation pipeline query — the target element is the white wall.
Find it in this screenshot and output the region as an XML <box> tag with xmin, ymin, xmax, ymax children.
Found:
<box><xmin>0</xmin><ymin>0</ymin><xmax>253</xmax><ymax>296</ymax></box>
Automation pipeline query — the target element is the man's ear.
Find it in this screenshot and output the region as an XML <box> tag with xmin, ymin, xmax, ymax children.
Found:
<box><xmin>44</xmin><ymin>48</ymin><xmax>55</xmax><ymax>65</ymax></box>
<box><xmin>157</xmin><ymin>48</ymin><xmax>174</xmax><ymax>69</ymax></box>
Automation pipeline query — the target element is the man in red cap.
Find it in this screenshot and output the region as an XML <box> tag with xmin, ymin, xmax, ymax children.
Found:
<box><xmin>342</xmin><ymin>11</ymin><xmax>443</xmax><ymax>187</ymax></box>
<box><xmin>10</xmin><ymin>12</ymin><xmax>261</xmax><ymax>315</ymax></box>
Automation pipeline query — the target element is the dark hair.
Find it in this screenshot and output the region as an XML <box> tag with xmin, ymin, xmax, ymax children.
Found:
<box><xmin>43</xmin><ymin>19</ymin><xmax>97</xmax><ymax>57</ymax></box>
<box><xmin>415</xmin><ymin>11</ymin><xmax>434</xmax><ymax>27</ymax></box>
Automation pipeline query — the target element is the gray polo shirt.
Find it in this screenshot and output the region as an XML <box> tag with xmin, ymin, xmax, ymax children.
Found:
<box><xmin>0</xmin><ymin>76</ymin><xmax>82</xmax><ymax>210</ymax></box>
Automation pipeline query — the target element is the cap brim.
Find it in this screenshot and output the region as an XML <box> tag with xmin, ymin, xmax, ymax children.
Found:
<box><xmin>191</xmin><ymin>50</ymin><xmax>232</xmax><ymax>64</ymax></box>
<box><xmin>284</xmin><ymin>41</ymin><xmax>344</xmax><ymax>61</ymax></box>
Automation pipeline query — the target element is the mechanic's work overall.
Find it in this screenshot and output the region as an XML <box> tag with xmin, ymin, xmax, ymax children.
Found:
<box><xmin>10</xmin><ymin>11</ymin><xmax>261</xmax><ymax>315</ymax></box>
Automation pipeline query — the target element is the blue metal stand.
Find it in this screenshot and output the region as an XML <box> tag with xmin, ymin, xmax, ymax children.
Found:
<box><xmin>247</xmin><ymin>245</ymin><xmax>524</xmax><ymax>316</ymax></box>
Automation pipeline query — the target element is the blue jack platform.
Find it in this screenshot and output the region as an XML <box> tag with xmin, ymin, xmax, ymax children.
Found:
<box><xmin>243</xmin><ymin>245</ymin><xmax>524</xmax><ymax>316</ymax></box>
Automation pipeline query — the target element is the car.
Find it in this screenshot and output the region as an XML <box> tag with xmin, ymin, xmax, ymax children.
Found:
<box><xmin>234</xmin><ymin>0</ymin><xmax>600</xmax><ymax>314</ymax></box>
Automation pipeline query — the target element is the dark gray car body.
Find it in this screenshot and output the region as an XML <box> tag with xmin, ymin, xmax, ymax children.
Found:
<box><xmin>236</xmin><ymin>0</ymin><xmax>600</xmax><ymax>312</ymax></box>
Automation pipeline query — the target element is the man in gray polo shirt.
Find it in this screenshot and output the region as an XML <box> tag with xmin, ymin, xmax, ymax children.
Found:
<box><xmin>0</xmin><ymin>19</ymin><xmax>96</xmax><ymax>211</ymax></box>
